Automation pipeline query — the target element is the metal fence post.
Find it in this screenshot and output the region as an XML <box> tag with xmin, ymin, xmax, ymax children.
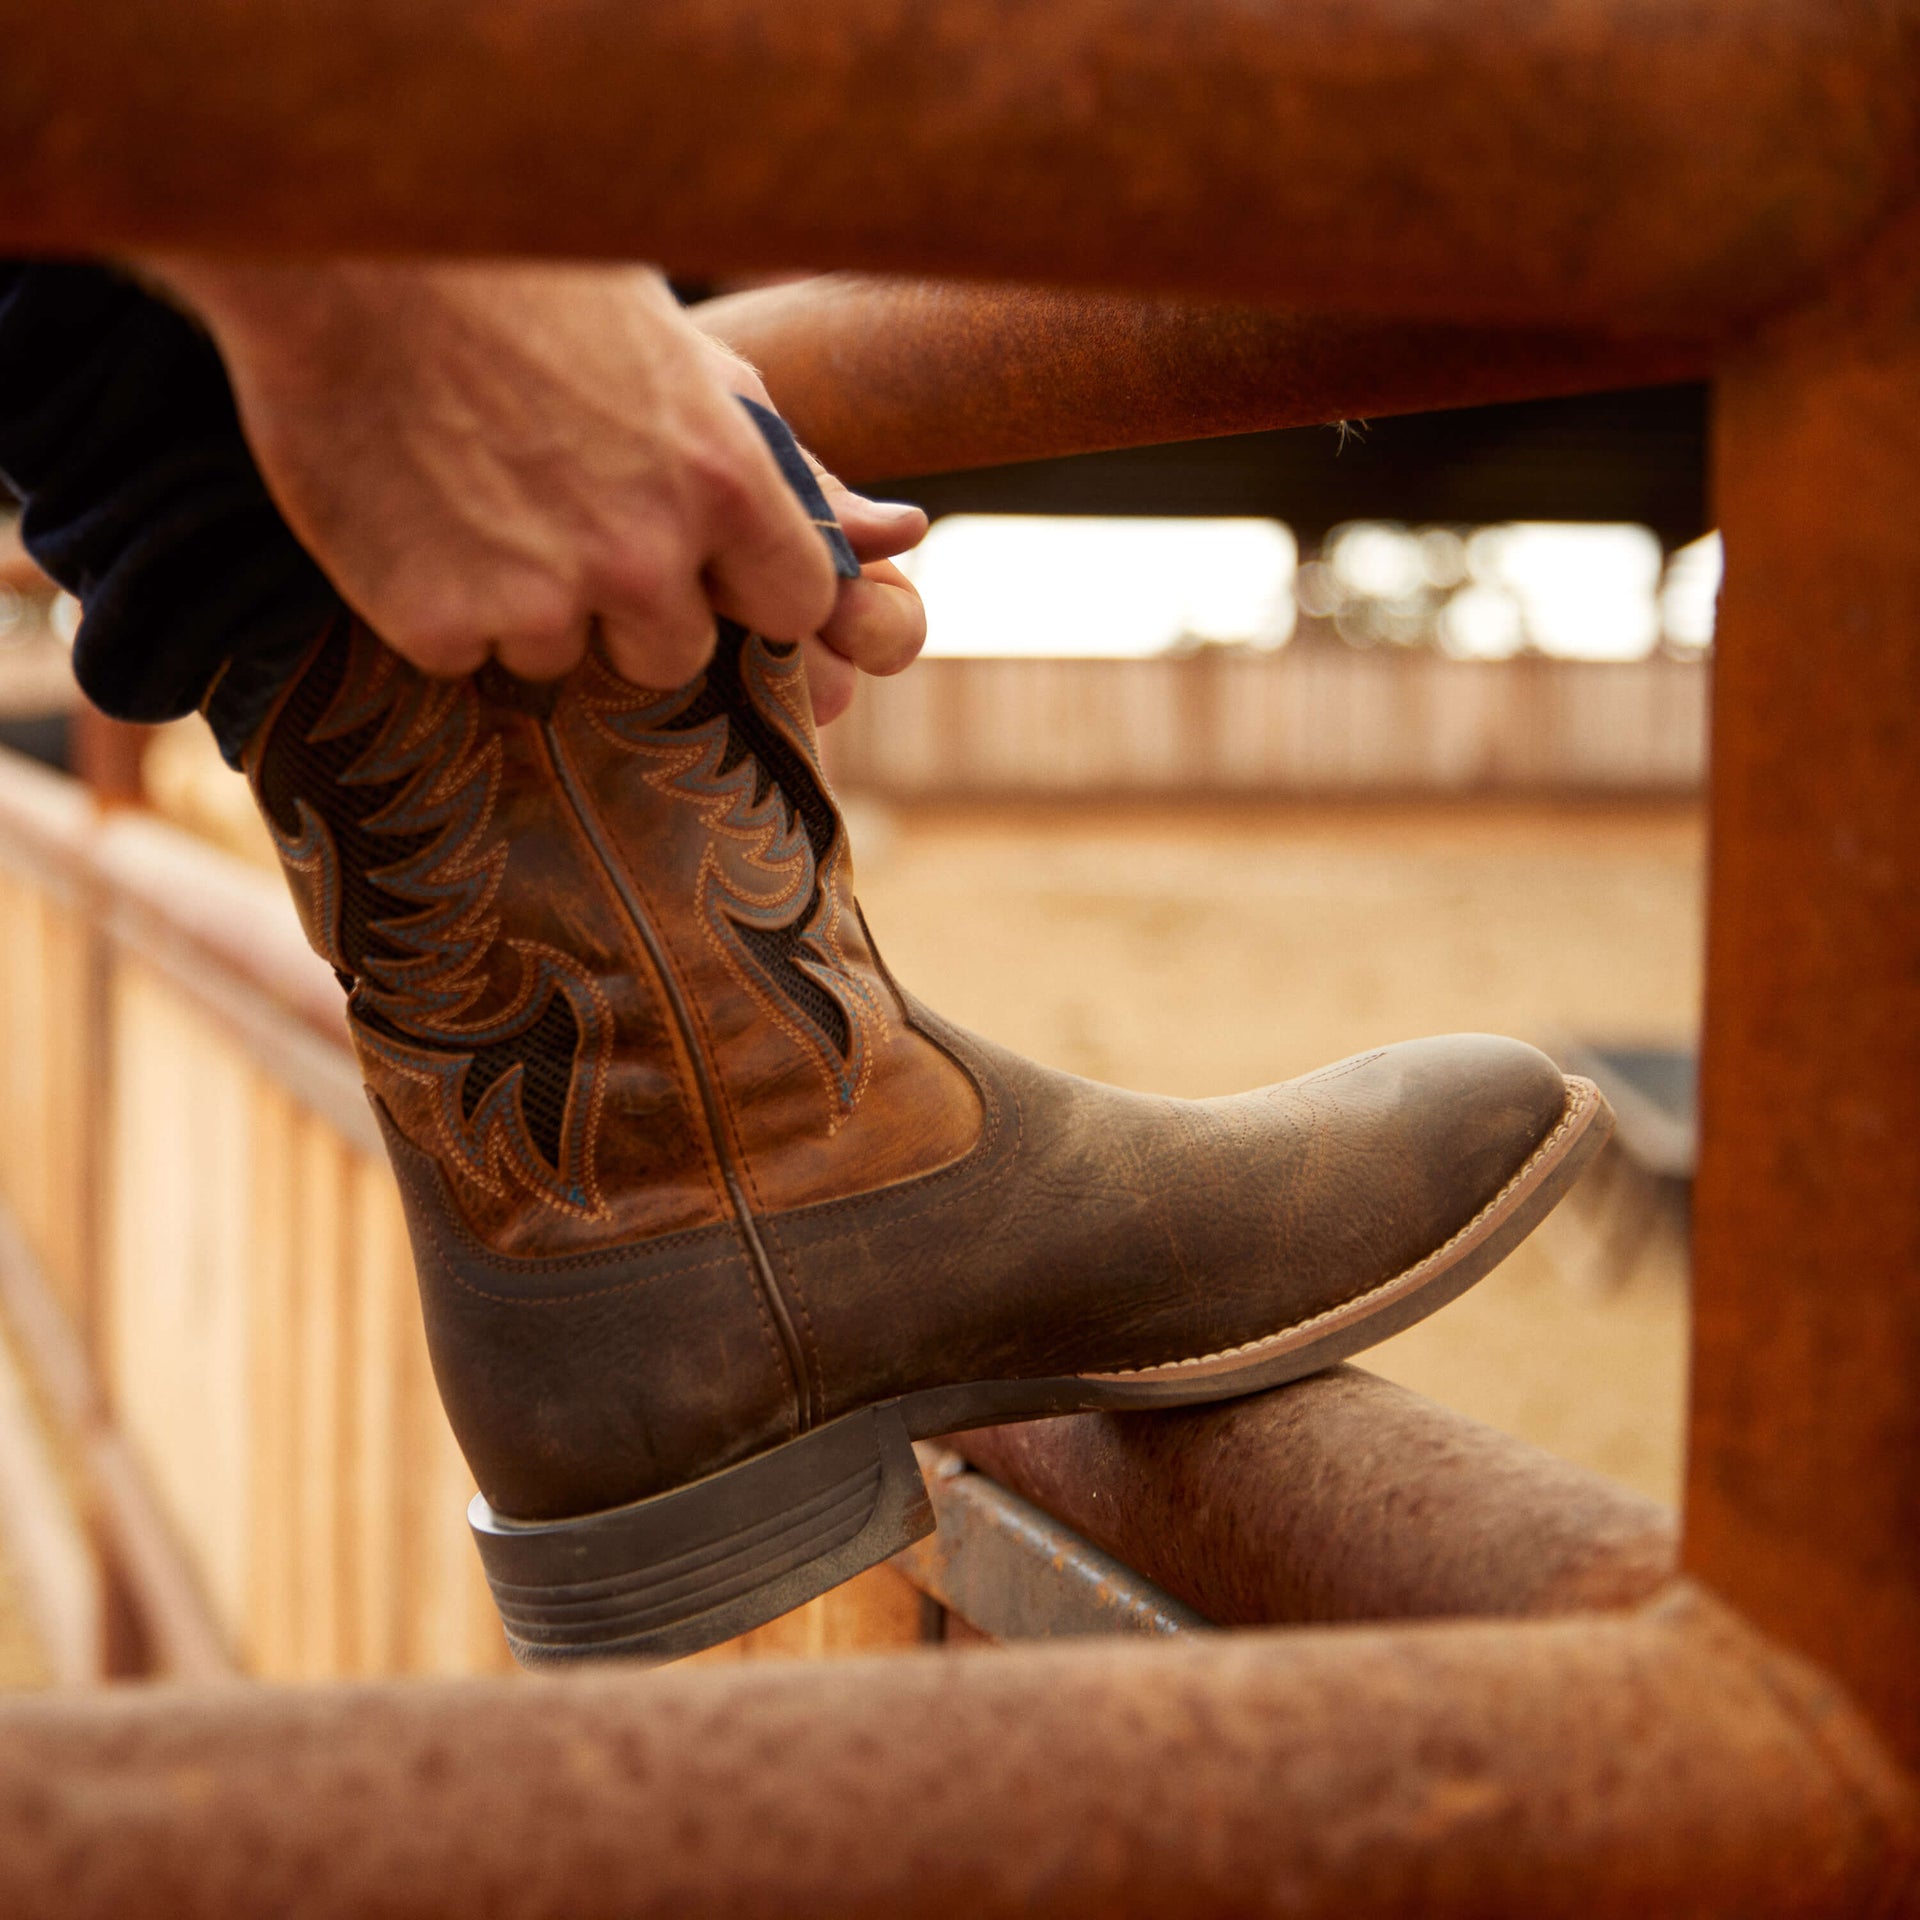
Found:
<box><xmin>1687</xmin><ymin>214</ymin><xmax>1920</xmax><ymax>1768</ymax></box>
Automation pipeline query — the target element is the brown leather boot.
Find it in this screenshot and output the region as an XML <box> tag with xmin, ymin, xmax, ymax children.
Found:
<box><xmin>245</xmin><ymin>612</ymin><xmax>1610</xmax><ymax>1662</ymax></box>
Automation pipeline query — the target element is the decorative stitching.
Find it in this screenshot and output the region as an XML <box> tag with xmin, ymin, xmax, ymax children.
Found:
<box><xmin>258</xmin><ymin>622</ymin><xmax>612</xmax><ymax>1218</ymax></box>
<box><xmin>540</xmin><ymin>719</ymin><xmax>800</xmax><ymax>1429</ymax></box>
<box><xmin>1292</xmin><ymin>1049</ymin><xmax>1386</xmax><ymax>1088</ymax></box>
<box><xmin>580</xmin><ymin>639</ymin><xmax>885</xmax><ymax>1123</ymax></box>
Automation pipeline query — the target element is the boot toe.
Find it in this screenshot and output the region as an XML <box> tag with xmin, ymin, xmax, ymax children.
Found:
<box><xmin>1278</xmin><ymin>1031</ymin><xmax>1573</xmax><ymax>1287</ymax></box>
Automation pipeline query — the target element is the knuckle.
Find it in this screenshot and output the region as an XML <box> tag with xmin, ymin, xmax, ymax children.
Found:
<box><xmin>490</xmin><ymin>577</ymin><xmax>587</xmax><ymax>678</ymax></box>
<box><xmin>384</xmin><ymin>611</ymin><xmax>482</xmax><ymax>677</ymax></box>
<box><xmin>695</xmin><ymin>452</ymin><xmax>761</xmax><ymax>524</ymax></box>
<box><xmin>597</xmin><ymin>543</ymin><xmax>675</xmax><ymax>614</ymax></box>
<box><xmin>604</xmin><ymin>610</ymin><xmax>716</xmax><ymax>690</ymax></box>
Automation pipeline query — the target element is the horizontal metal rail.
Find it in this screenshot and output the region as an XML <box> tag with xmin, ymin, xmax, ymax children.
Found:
<box><xmin>0</xmin><ymin>1589</ymin><xmax>1911</xmax><ymax>1918</ymax></box>
<box><xmin>0</xmin><ymin>0</ymin><xmax>1910</xmax><ymax>331</ymax></box>
<box><xmin>696</xmin><ymin>279</ymin><xmax>1708</xmax><ymax>484</ymax></box>
<box><xmin>955</xmin><ymin>1367</ymin><xmax>1678</xmax><ymax>1628</ymax></box>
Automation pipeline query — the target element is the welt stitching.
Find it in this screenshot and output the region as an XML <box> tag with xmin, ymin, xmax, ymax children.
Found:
<box><xmin>778</xmin><ymin>1076</ymin><xmax>1022</xmax><ymax>1254</ymax></box>
<box><xmin>385</xmin><ymin>1106</ymin><xmax>737</xmax><ymax>1278</ymax></box>
<box><xmin>416</xmin><ymin>1203</ymin><xmax>740</xmax><ymax>1277</ymax></box>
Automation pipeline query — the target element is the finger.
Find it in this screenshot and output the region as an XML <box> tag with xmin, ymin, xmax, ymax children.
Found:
<box><xmin>371</xmin><ymin>591</ymin><xmax>496</xmax><ymax>680</ymax></box>
<box><xmin>698</xmin><ymin>407</ymin><xmax>840</xmax><ymax>642</ymax></box>
<box><xmin>492</xmin><ymin>620</ymin><xmax>593</xmax><ymax>682</ymax></box>
<box><xmin>818</xmin><ymin>560</ymin><xmax>927</xmax><ymax>678</ymax></box>
<box><xmin>801</xmin><ymin>634</ymin><xmax>858</xmax><ymax>726</ymax></box>
<box><xmin>380</xmin><ymin>623</ymin><xmax>491</xmax><ymax>680</ymax></box>
<box><xmin>488</xmin><ymin>584</ymin><xmax>594</xmax><ymax>683</ymax></box>
<box><xmin>597</xmin><ymin>573</ymin><xmax>719</xmax><ymax>690</ymax></box>
<box><xmin>816</xmin><ymin>474</ymin><xmax>929</xmax><ymax>564</ymax></box>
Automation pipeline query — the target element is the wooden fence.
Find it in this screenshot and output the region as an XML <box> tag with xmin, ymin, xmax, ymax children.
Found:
<box><xmin>820</xmin><ymin>645</ymin><xmax>1707</xmax><ymax>798</ymax></box>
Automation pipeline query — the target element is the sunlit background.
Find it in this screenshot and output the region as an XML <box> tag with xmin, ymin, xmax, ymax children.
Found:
<box><xmin>896</xmin><ymin>514</ymin><xmax>1721</xmax><ymax>663</ymax></box>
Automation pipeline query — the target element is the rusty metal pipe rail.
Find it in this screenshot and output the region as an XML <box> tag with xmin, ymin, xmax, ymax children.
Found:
<box><xmin>955</xmin><ymin>1366</ymin><xmax>1678</xmax><ymax>1629</ymax></box>
<box><xmin>0</xmin><ymin>0</ymin><xmax>1913</xmax><ymax>332</ymax></box>
<box><xmin>0</xmin><ymin>1590</ymin><xmax>1910</xmax><ymax>1919</ymax></box>
<box><xmin>1</xmin><ymin>0</ymin><xmax>1918</xmax><ymax>1906</ymax></box>
<box><xmin>695</xmin><ymin>278</ymin><xmax>1710</xmax><ymax>484</ymax></box>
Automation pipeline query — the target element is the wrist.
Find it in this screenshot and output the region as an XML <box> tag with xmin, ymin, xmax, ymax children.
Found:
<box><xmin>130</xmin><ymin>257</ymin><xmax>386</xmax><ymax>362</ymax></box>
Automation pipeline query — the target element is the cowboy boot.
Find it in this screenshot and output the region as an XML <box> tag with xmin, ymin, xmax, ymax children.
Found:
<box><xmin>244</xmin><ymin>603</ymin><xmax>1610</xmax><ymax>1664</ymax></box>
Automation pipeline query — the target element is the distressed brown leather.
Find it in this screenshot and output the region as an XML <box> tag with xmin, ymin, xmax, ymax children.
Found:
<box><xmin>250</xmin><ymin>612</ymin><xmax>1571</xmax><ymax>1522</ymax></box>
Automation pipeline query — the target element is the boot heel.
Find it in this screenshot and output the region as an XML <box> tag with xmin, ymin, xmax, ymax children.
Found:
<box><xmin>468</xmin><ymin>1402</ymin><xmax>934</xmax><ymax>1665</ymax></box>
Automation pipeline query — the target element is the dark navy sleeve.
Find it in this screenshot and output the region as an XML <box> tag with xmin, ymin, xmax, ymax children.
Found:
<box><xmin>0</xmin><ymin>261</ymin><xmax>337</xmax><ymax>758</ymax></box>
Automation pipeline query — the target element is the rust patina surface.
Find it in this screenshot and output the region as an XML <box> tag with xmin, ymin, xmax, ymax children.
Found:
<box><xmin>695</xmin><ymin>278</ymin><xmax>1710</xmax><ymax>484</ymax></box>
<box><xmin>0</xmin><ymin>0</ymin><xmax>1916</xmax><ymax>1905</ymax></box>
<box><xmin>956</xmin><ymin>1366</ymin><xmax>1679</xmax><ymax>1628</ymax></box>
<box><xmin>0</xmin><ymin>0</ymin><xmax>1911</xmax><ymax>331</ymax></box>
<box><xmin>1688</xmin><ymin>213</ymin><xmax>1920</xmax><ymax>1771</ymax></box>
<box><xmin>0</xmin><ymin>1591</ymin><xmax>1911</xmax><ymax>1919</ymax></box>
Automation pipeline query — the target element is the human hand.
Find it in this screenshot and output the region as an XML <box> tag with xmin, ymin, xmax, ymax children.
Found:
<box><xmin>698</xmin><ymin>341</ymin><xmax>930</xmax><ymax>724</ymax></box>
<box><xmin>801</xmin><ymin>478</ymin><xmax>929</xmax><ymax>725</ymax></box>
<box><xmin>143</xmin><ymin>260</ymin><xmax>844</xmax><ymax>691</ymax></box>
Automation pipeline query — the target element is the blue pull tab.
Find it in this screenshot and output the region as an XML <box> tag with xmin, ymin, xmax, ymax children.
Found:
<box><xmin>738</xmin><ymin>396</ymin><xmax>862</xmax><ymax>583</ymax></box>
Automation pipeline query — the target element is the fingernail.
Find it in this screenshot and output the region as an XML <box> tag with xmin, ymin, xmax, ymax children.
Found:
<box><xmin>854</xmin><ymin>496</ymin><xmax>924</xmax><ymax>521</ymax></box>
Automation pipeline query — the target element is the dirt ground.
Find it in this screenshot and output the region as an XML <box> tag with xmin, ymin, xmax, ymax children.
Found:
<box><xmin>847</xmin><ymin>795</ymin><xmax>1703</xmax><ymax>1506</ymax></box>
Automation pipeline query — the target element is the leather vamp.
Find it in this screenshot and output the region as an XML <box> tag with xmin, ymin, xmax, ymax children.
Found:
<box><xmin>761</xmin><ymin>1005</ymin><xmax>1570</xmax><ymax>1417</ymax></box>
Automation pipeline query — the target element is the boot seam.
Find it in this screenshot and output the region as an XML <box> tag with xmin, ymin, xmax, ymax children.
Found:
<box><xmin>540</xmin><ymin>713</ymin><xmax>811</xmax><ymax>1437</ymax></box>
<box><xmin>626</xmin><ymin>852</ymin><xmax>830</xmax><ymax>1426</ymax></box>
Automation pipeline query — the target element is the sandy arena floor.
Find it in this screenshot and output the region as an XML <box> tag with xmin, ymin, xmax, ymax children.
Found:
<box><xmin>848</xmin><ymin>796</ymin><xmax>1703</xmax><ymax>1506</ymax></box>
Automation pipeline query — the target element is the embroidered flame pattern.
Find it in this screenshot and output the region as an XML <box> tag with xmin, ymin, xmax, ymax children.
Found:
<box><xmin>588</xmin><ymin>625</ymin><xmax>882</xmax><ymax>1119</ymax></box>
<box><xmin>254</xmin><ymin>622</ymin><xmax>611</xmax><ymax>1217</ymax></box>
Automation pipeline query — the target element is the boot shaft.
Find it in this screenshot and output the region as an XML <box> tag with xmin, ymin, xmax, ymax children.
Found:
<box><xmin>246</xmin><ymin>616</ymin><xmax>982</xmax><ymax>1263</ymax></box>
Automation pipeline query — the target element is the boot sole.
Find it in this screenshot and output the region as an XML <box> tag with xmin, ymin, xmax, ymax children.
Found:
<box><xmin>472</xmin><ymin>1074</ymin><xmax>1611</xmax><ymax>1665</ymax></box>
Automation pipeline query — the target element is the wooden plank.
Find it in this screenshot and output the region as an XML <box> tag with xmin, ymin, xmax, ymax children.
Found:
<box><xmin>293</xmin><ymin>1114</ymin><xmax>346</xmax><ymax>1679</ymax></box>
<box><xmin>245</xmin><ymin>1077</ymin><xmax>299</xmax><ymax>1678</ymax></box>
<box><xmin>344</xmin><ymin>1157</ymin><xmax>408</xmax><ymax>1677</ymax></box>
<box><xmin>0</xmin><ymin>1194</ymin><xmax>231</xmax><ymax>1682</ymax></box>
<box><xmin>98</xmin><ymin>962</ymin><xmax>257</xmax><ymax>1649</ymax></box>
<box><xmin>0</xmin><ymin>1305</ymin><xmax>101</xmax><ymax>1684</ymax></box>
